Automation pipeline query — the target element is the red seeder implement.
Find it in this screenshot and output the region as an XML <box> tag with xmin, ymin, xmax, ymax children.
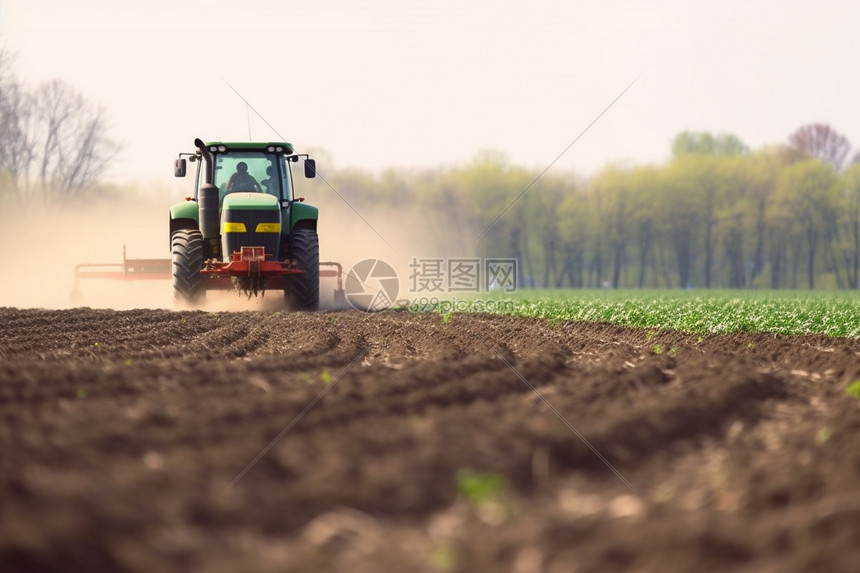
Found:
<box><xmin>72</xmin><ymin>246</ymin><xmax>345</xmax><ymax>302</ymax></box>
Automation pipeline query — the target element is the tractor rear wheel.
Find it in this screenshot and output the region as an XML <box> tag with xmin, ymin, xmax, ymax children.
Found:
<box><xmin>172</xmin><ymin>229</ymin><xmax>205</xmax><ymax>304</ymax></box>
<box><xmin>285</xmin><ymin>227</ymin><xmax>319</xmax><ymax>310</ymax></box>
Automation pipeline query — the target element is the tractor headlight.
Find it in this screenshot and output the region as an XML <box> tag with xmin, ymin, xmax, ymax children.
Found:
<box><xmin>210</xmin><ymin>146</ymin><xmax>218</xmax><ymax>153</ymax></box>
<box><xmin>255</xmin><ymin>223</ymin><xmax>281</xmax><ymax>233</ymax></box>
<box><xmin>218</xmin><ymin>145</ymin><xmax>227</xmax><ymax>152</ymax></box>
<box><xmin>223</xmin><ymin>222</ymin><xmax>247</xmax><ymax>233</ymax></box>
<box><xmin>266</xmin><ymin>146</ymin><xmax>275</xmax><ymax>152</ymax></box>
<box><xmin>275</xmin><ymin>146</ymin><xmax>283</xmax><ymax>153</ymax></box>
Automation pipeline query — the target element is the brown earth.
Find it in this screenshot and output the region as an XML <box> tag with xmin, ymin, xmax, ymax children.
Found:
<box><xmin>1</xmin><ymin>307</ymin><xmax>860</xmax><ymax>572</ymax></box>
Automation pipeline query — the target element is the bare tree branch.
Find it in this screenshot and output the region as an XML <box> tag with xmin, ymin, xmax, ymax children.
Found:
<box><xmin>788</xmin><ymin>123</ymin><xmax>851</xmax><ymax>170</ymax></box>
<box><xmin>0</xmin><ymin>48</ymin><xmax>116</xmax><ymax>203</ymax></box>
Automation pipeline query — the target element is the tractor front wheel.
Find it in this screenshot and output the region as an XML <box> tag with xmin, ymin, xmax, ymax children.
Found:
<box><xmin>172</xmin><ymin>229</ymin><xmax>205</xmax><ymax>304</ymax></box>
<box><xmin>285</xmin><ymin>227</ymin><xmax>319</xmax><ymax>310</ymax></box>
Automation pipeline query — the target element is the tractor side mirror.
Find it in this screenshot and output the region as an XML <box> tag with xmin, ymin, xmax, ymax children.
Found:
<box><xmin>174</xmin><ymin>158</ymin><xmax>187</xmax><ymax>178</ymax></box>
<box><xmin>304</xmin><ymin>158</ymin><xmax>316</xmax><ymax>179</ymax></box>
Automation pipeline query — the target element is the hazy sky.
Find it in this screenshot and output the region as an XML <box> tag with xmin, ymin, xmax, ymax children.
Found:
<box><xmin>3</xmin><ymin>0</ymin><xmax>859</xmax><ymax>182</ymax></box>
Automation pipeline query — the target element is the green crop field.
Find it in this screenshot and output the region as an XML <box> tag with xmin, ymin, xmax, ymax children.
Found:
<box><xmin>451</xmin><ymin>290</ymin><xmax>860</xmax><ymax>337</ymax></box>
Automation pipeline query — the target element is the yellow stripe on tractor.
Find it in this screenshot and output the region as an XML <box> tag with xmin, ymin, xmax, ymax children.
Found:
<box><xmin>254</xmin><ymin>223</ymin><xmax>281</xmax><ymax>233</ymax></box>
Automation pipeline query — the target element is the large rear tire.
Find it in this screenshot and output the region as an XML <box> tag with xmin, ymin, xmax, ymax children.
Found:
<box><xmin>285</xmin><ymin>228</ymin><xmax>319</xmax><ymax>310</ymax></box>
<box><xmin>172</xmin><ymin>229</ymin><xmax>205</xmax><ymax>304</ymax></box>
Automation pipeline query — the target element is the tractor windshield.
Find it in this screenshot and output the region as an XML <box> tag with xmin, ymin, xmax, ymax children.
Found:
<box><xmin>213</xmin><ymin>152</ymin><xmax>290</xmax><ymax>202</ymax></box>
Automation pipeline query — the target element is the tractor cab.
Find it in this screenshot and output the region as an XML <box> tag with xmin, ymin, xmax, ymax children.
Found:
<box><xmin>174</xmin><ymin>140</ymin><xmax>315</xmax><ymax>206</ymax></box>
<box><xmin>214</xmin><ymin>151</ymin><xmax>287</xmax><ymax>201</ymax></box>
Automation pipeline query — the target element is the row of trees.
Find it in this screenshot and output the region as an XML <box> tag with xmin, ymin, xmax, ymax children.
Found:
<box><xmin>0</xmin><ymin>48</ymin><xmax>114</xmax><ymax>203</ymax></box>
<box><xmin>313</xmin><ymin>125</ymin><xmax>860</xmax><ymax>290</ymax></box>
<box><xmin>2</xmin><ymin>40</ymin><xmax>856</xmax><ymax>291</ymax></box>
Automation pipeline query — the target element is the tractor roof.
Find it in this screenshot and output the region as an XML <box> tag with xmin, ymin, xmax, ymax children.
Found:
<box><xmin>203</xmin><ymin>141</ymin><xmax>295</xmax><ymax>154</ymax></box>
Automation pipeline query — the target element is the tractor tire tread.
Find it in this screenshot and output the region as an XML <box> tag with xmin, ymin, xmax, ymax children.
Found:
<box><xmin>172</xmin><ymin>229</ymin><xmax>205</xmax><ymax>303</ymax></box>
<box><xmin>286</xmin><ymin>228</ymin><xmax>320</xmax><ymax>310</ymax></box>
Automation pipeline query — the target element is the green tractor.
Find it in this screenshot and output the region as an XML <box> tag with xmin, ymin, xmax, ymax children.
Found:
<box><xmin>170</xmin><ymin>138</ymin><xmax>340</xmax><ymax>309</ymax></box>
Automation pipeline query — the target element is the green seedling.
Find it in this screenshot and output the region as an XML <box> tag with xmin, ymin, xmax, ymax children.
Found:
<box><xmin>846</xmin><ymin>380</ymin><xmax>860</xmax><ymax>398</ymax></box>
<box><xmin>456</xmin><ymin>468</ymin><xmax>515</xmax><ymax>525</ymax></box>
<box><xmin>456</xmin><ymin>468</ymin><xmax>507</xmax><ymax>507</ymax></box>
<box><xmin>711</xmin><ymin>466</ymin><xmax>730</xmax><ymax>488</ymax></box>
<box><xmin>429</xmin><ymin>542</ymin><xmax>459</xmax><ymax>572</ymax></box>
<box><xmin>320</xmin><ymin>370</ymin><xmax>332</xmax><ymax>385</ymax></box>
<box><xmin>652</xmin><ymin>482</ymin><xmax>675</xmax><ymax>503</ymax></box>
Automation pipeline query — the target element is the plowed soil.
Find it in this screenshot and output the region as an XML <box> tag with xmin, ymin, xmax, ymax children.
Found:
<box><xmin>2</xmin><ymin>307</ymin><xmax>860</xmax><ymax>572</ymax></box>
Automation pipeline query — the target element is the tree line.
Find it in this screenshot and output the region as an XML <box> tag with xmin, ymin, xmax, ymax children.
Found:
<box><xmin>314</xmin><ymin>125</ymin><xmax>860</xmax><ymax>290</ymax></box>
<box><xmin>0</xmin><ymin>48</ymin><xmax>114</xmax><ymax>205</ymax></box>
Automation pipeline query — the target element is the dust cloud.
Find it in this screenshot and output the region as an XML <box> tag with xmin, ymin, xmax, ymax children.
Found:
<box><xmin>0</xmin><ymin>185</ymin><xmax>455</xmax><ymax>312</ymax></box>
<box><xmin>0</xmin><ymin>193</ymin><xmax>174</xmax><ymax>310</ymax></box>
<box><xmin>316</xmin><ymin>197</ymin><xmax>466</xmax><ymax>311</ymax></box>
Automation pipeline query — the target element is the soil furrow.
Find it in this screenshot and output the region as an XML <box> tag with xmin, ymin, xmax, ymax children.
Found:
<box><xmin>2</xmin><ymin>308</ymin><xmax>860</xmax><ymax>573</ymax></box>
